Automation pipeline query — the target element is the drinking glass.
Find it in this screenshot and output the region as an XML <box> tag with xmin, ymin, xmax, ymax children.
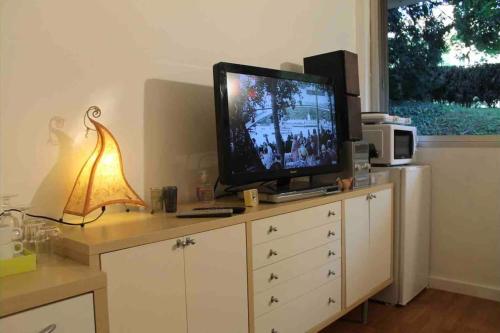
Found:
<box><xmin>23</xmin><ymin>219</ymin><xmax>45</xmax><ymax>251</ymax></box>
<box><xmin>0</xmin><ymin>194</ymin><xmax>21</xmax><ymax>228</ymax></box>
<box><xmin>35</xmin><ymin>225</ymin><xmax>61</xmax><ymax>255</ymax></box>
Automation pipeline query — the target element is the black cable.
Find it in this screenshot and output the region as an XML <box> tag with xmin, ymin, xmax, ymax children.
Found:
<box><xmin>213</xmin><ymin>176</ymin><xmax>220</xmax><ymax>193</ymax></box>
<box><xmin>0</xmin><ymin>206</ymin><xmax>106</xmax><ymax>228</ymax></box>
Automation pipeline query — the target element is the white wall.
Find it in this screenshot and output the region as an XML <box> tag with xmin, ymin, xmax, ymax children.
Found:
<box><xmin>0</xmin><ymin>0</ymin><xmax>367</xmax><ymax>214</ymax></box>
<box><xmin>418</xmin><ymin>147</ymin><xmax>500</xmax><ymax>301</ymax></box>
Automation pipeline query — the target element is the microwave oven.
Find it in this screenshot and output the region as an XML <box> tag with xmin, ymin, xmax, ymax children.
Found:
<box><xmin>362</xmin><ymin>124</ymin><xmax>417</xmax><ymax>166</ymax></box>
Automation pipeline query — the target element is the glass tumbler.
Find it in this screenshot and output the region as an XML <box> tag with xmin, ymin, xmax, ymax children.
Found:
<box><xmin>23</xmin><ymin>219</ymin><xmax>45</xmax><ymax>251</ymax></box>
<box><xmin>0</xmin><ymin>211</ymin><xmax>21</xmax><ymax>229</ymax></box>
<box><xmin>35</xmin><ymin>225</ymin><xmax>61</xmax><ymax>255</ymax></box>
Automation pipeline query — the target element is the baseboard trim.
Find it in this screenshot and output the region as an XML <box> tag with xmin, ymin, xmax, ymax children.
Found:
<box><xmin>429</xmin><ymin>276</ymin><xmax>500</xmax><ymax>302</ymax></box>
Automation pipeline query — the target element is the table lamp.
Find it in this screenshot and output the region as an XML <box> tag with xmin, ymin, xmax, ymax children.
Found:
<box><xmin>63</xmin><ymin>106</ymin><xmax>145</xmax><ymax>221</ymax></box>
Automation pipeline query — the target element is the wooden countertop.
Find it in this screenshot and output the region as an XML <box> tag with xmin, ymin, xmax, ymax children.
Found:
<box><xmin>59</xmin><ymin>183</ymin><xmax>392</xmax><ymax>257</ymax></box>
<box><xmin>0</xmin><ymin>254</ymin><xmax>106</xmax><ymax>317</ymax></box>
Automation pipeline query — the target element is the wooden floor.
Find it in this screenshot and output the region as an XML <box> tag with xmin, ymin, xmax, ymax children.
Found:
<box><xmin>320</xmin><ymin>289</ymin><xmax>500</xmax><ymax>333</ymax></box>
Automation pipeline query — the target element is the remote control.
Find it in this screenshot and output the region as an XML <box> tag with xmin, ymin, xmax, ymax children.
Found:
<box><xmin>176</xmin><ymin>209</ymin><xmax>233</xmax><ymax>218</ymax></box>
<box><xmin>193</xmin><ymin>206</ymin><xmax>246</xmax><ymax>214</ymax></box>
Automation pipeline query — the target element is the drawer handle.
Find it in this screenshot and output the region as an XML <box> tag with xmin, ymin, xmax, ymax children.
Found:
<box><xmin>185</xmin><ymin>237</ymin><xmax>196</xmax><ymax>246</ymax></box>
<box><xmin>327</xmin><ymin>230</ymin><xmax>336</xmax><ymax>238</ymax></box>
<box><xmin>176</xmin><ymin>239</ymin><xmax>186</xmax><ymax>248</ymax></box>
<box><xmin>328</xmin><ymin>297</ymin><xmax>336</xmax><ymax>305</ymax></box>
<box><xmin>328</xmin><ymin>210</ymin><xmax>336</xmax><ymax>217</ymax></box>
<box><xmin>268</xmin><ymin>249</ymin><xmax>278</xmax><ymax>257</ymax></box>
<box><xmin>328</xmin><ymin>269</ymin><xmax>336</xmax><ymax>277</ymax></box>
<box><xmin>328</xmin><ymin>250</ymin><xmax>336</xmax><ymax>257</ymax></box>
<box><xmin>39</xmin><ymin>324</ymin><xmax>57</xmax><ymax>333</ymax></box>
<box><xmin>269</xmin><ymin>296</ymin><xmax>279</xmax><ymax>304</ymax></box>
<box><xmin>268</xmin><ymin>225</ymin><xmax>278</xmax><ymax>233</ymax></box>
<box><xmin>269</xmin><ymin>273</ymin><xmax>279</xmax><ymax>281</ymax></box>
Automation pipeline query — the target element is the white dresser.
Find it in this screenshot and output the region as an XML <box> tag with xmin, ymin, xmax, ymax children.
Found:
<box><xmin>251</xmin><ymin>202</ymin><xmax>342</xmax><ymax>333</ymax></box>
<box><xmin>249</xmin><ymin>187</ymin><xmax>392</xmax><ymax>333</ymax></box>
<box><xmin>49</xmin><ymin>183</ymin><xmax>393</xmax><ymax>333</ymax></box>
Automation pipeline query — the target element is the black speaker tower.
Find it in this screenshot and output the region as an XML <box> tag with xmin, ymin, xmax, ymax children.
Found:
<box><xmin>303</xmin><ymin>50</ymin><xmax>362</xmax><ymax>142</ymax></box>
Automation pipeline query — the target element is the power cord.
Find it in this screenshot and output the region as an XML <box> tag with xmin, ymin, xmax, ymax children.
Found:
<box><xmin>0</xmin><ymin>206</ymin><xmax>106</xmax><ymax>228</ymax></box>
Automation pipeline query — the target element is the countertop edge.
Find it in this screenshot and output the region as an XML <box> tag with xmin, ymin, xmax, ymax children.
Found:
<box><xmin>64</xmin><ymin>183</ymin><xmax>393</xmax><ymax>258</ymax></box>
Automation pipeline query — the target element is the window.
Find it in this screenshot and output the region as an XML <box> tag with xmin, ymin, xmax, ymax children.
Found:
<box><xmin>386</xmin><ymin>0</ymin><xmax>500</xmax><ymax>136</ymax></box>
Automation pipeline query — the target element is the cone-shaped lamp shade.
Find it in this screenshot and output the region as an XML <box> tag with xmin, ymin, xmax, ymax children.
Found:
<box><xmin>64</xmin><ymin>119</ymin><xmax>145</xmax><ymax>217</ymax></box>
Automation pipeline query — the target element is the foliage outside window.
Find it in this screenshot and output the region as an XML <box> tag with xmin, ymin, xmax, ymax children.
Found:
<box><xmin>388</xmin><ymin>0</ymin><xmax>500</xmax><ymax>135</ymax></box>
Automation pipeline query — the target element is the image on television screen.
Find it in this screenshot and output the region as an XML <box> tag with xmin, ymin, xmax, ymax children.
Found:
<box><xmin>226</xmin><ymin>72</ymin><xmax>338</xmax><ymax>174</ymax></box>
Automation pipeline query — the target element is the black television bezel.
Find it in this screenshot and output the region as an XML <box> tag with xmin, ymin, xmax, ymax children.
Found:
<box><xmin>213</xmin><ymin>62</ymin><xmax>343</xmax><ymax>186</ymax></box>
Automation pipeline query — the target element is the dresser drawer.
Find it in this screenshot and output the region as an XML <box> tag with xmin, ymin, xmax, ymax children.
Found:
<box><xmin>252</xmin><ymin>202</ymin><xmax>341</xmax><ymax>245</ymax></box>
<box><xmin>0</xmin><ymin>293</ymin><xmax>95</xmax><ymax>333</ymax></box>
<box><xmin>253</xmin><ymin>241</ymin><xmax>341</xmax><ymax>293</ymax></box>
<box><xmin>254</xmin><ymin>278</ymin><xmax>341</xmax><ymax>333</ymax></box>
<box><xmin>308</xmin><ymin>281</ymin><xmax>342</xmax><ymax>331</ymax></box>
<box><xmin>254</xmin><ymin>260</ymin><xmax>341</xmax><ymax>318</ymax></box>
<box><xmin>253</xmin><ymin>222</ymin><xmax>340</xmax><ymax>269</ymax></box>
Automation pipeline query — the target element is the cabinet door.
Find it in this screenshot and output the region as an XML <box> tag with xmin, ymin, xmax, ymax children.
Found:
<box><xmin>369</xmin><ymin>188</ymin><xmax>393</xmax><ymax>290</ymax></box>
<box><xmin>345</xmin><ymin>194</ymin><xmax>370</xmax><ymax>308</ymax></box>
<box><xmin>184</xmin><ymin>224</ymin><xmax>248</xmax><ymax>333</ymax></box>
<box><xmin>0</xmin><ymin>293</ymin><xmax>95</xmax><ymax>333</ymax></box>
<box><xmin>101</xmin><ymin>238</ymin><xmax>187</xmax><ymax>333</ymax></box>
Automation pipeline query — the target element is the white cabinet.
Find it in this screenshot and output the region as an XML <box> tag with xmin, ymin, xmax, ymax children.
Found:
<box><xmin>101</xmin><ymin>224</ymin><xmax>248</xmax><ymax>333</ymax></box>
<box><xmin>184</xmin><ymin>224</ymin><xmax>248</xmax><ymax>333</ymax></box>
<box><xmin>368</xmin><ymin>188</ymin><xmax>393</xmax><ymax>294</ymax></box>
<box><xmin>345</xmin><ymin>188</ymin><xmax>392</xmax><ymax>308</ymax></box>
<box><xmin>101</xmin><ymin>238</ymin><xmax>187</xmax><ymax>333</ymax></box>
<box><xmin>0</xmin><ymin>293</ymin><xmax>95</xmax><ymax>333</ymax></box>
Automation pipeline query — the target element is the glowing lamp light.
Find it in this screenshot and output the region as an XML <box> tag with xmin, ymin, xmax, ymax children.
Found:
<box><xmin>63</xmin><ymin>106</ymin><xmax>145</xmax><ymax>218</ymax></box>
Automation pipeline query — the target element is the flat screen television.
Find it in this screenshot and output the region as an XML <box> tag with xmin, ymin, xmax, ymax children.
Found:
<box><xmin>213</xmin><ymin>62</ymin><xmax>342</xmax><ymax>187</ymax></box>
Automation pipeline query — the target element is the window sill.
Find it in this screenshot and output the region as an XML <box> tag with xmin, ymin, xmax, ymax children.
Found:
<box><xmin>418</xmin><ymin>135</ymin><xmax>500</xmax><ymax>148</ymax></box>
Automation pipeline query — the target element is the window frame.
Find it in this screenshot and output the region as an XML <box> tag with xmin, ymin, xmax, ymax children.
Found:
<box><xmin>373</xmin><ymin>0</ymin><xmax>500</xmax><ymax>148</ymax></box>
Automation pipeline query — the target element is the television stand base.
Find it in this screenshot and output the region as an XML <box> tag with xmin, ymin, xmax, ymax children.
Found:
<box><xmin>257</xmin><ymin>181</ymin><xmax>340</xmax><ymax>203</ymax></box>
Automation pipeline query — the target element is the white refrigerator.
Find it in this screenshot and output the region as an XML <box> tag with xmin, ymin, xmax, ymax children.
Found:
<box><xmin>372</xmin><ymin>165</ymin><xmax>431</xmax><ymax>305</ymax></box>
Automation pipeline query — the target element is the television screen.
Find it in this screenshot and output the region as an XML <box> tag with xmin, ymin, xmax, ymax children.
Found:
<box><xmin>214</xmin><ymin>63</ymin><xmax>342</xmax><ymax>186</ymax></box>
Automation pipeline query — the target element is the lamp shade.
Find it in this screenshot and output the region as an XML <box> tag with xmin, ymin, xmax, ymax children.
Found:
<box><xmin>63</xmin><ymin>118</ymin><xmax>145</xmax><ymax>217</ymax></box>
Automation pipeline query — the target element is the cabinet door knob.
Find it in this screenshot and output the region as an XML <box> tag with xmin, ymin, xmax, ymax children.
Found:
<box><xmin>328</xmin><ymin>297</ymin><xmax>336</xmax><ymax>305</ymax></box>
<box><xmin>268</xmin><ymin>249</ymin><xmax>278</xmax><ymax>257</ymax></box>
<box><xmin>176</xmin><ymin>239</ymin><xmax>186</xmax><ymax>248</ymax></box>
<box><xmin>366</xmin><ymin>193</ymin><xmax>372</xmax><ymax>200</ymax></box>
<box><xmin>271</xmin><ymin>329</ymin><xmax>279</xmax><ymax>333</ymax></box>
<box><xmin>328</xmin><ymin>269</ymin><xmax>336</xmax><ymax>277</ymax></box>
<box><xmin>185</xmin><ymin>237</ymin><xmax>196</xmax><ymax>246</ymax></box>
<box><xmin>327</xmin><ymin>230</ymin><xmax>336</xmax><ymax>238</ymax></box>
<box><xmin>270</xmin><ymin>296</ymin><xmax>279</xmax><ymax>304</ymax></box>
<box><xmin>328</xmin><ymin>210</ymin><xmax>336</xmax><ymax>217</ymax></box>
<box><xmin>328</xmin><ymin>250</ymin><xmax>335</xmax><ymax>257</ymax></box>
<box><xmin>371</xmin><ymin>193</ymin><xmax>377</xmax><ymax>199</ymax></box>
<box><xmin>39</xmin><ymin>324</ymin><xmax>57</xmax><ymax>333</ymax></box>
<box><xmin>268</xmin><ymin>225</ymin><xmax>278</xmax><ymax>233</ymax></box>
<box><xmin>269</xmin><ymin>273</ymin><xmax>279</xmax><ymax>281</ymax></box>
